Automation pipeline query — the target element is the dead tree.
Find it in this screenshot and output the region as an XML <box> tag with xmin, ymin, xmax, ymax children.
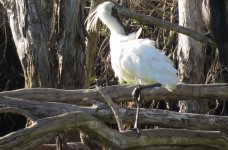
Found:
<box><xmin>0</xmin><ymin>0</ymin><xmax>86</xmax><ymax>88</ymax></box>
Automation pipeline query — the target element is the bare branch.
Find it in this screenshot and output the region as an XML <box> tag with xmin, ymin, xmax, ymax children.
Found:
<box><xmin>0</xmin><ymin>111</ymin><xmax>227</xmax><ymax>150</ymax></box>
<box><xmin>0</xmin><ymin>107</ymin><xmax>37</xmax><ymax>121</ymax></box>
<box><xmin>0</xmin><ymin>96</ymin><xmax>95</xmax><ymax>117</ymax></box>
<box><xmin>1</xmin><ymin>84</ymin><xmax>228</xmax><ymax>103</ymax></box>
<box><xmin>1</xmin><ymin>96</ymin><xmax>228</xmax><ymax>132</ymax></box>
<box><xmin>96</xmin><ymin>86</ymin><xmax>124</xmax><ymax>132</ymax></box>
<box><xmin>115</xmin><ymin>4</ymin><xmax>217</xmax><ymax>47</ymax></box>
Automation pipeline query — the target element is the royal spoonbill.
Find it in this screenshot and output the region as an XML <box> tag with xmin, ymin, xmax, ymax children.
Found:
<box><xmin>86</xmin><ymin>1</ymin><xmax>179</xmax><ymax>133</ymax></box>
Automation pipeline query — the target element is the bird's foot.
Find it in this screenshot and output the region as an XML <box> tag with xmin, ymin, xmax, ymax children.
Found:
<box><xmin>133</xmin><ymin>125</ymin><xmax>140</xmax><ymax>135</ymax></box>
<box><xmin>129</xmin><ymin>127</ymin><xmax>140</xmax><ymax>136</ymax></box>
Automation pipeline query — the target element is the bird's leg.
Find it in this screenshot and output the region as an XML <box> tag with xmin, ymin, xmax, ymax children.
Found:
<box><xmin>132</xmin><ymin>85</ymin><xmax>141</xmax><ymax>134</ymax></box>
<box><xmin>131</xmin><ymin>83</ymin><xmax>162</xmax><ymax>134</ymax></box>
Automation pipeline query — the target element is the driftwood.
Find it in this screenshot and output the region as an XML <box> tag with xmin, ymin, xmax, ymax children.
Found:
<box><xmin>1</xmin><ymin>84</ymin><xmax>228</xmax><ymax>104</ymax></box>
<box><xmin>1</xmin><ymin>84</ymin><xmax>228</xmax><ymax>149</ymax></box>
<box><xmin>1</xmin><ymin>96</ymin><xmax>228</xmax><ymax>132</ymax></box>
<box><xmin>0</xmin><ymin>111</ymin><xmax>228</xmax><ymax>150</ymax></box>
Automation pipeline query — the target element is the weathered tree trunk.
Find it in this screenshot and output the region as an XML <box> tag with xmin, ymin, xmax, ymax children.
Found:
<box><xmin>0</xmin><ymin>4</ymin><xmax>24</xmax><ymax>91</ymax></box>
<box><xmin>177</xmin><ymin>0</ymin><xmax>207</xmax><ymax>113</ymax></box>
<box><xmin>202</xmin><ymin>0</ymin><xmax>228</xmax><ymax>83</ymax></box>
<box><xmin>202</xmin><ymin>0</ymin><xmax>228</xmax><ymax>115</ymax></box>
<box><xmin>58</xmin><ymin>0</ymin><xmax>86</xmax><ymax>89</ymax></box>
<box><xmin>0</xmin><ymin>0</ymin><xmax>86</xmax><ymax>149</ymax></box>
<box><xmin>203</xmin><ymin>0</ymin><xmax>228</xmax><ymax>70</ymax></box>
<box><xmin>2</xmin><ymin>0</ymin><xmax>86</xmax><ymax>89</ymax></box>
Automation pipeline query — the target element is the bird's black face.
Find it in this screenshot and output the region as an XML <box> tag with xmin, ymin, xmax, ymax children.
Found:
<box><xmin>111</xmin><ymin>6</ymin><xmax>118</xmax><ymax>17</ymax></box>
<box><xmin>111</xmin><ymin>6</ymin><xmax>126</xmax><ymax>33</ymax></box>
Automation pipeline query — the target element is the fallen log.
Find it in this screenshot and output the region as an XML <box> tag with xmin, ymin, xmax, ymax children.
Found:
<box><xmin>0</xmin><ymin>111</ymin><xmax>227</xmax><ymax>150</ymax></box>
<box><xmin>0</xmin><ymin>84</ymin><xmax>228</xmax><ymax>104</ymax></box>
<box><xmin>1</xmin><ymin>96</ymin><xmax>228</xmax><ymax>131</ymax></box>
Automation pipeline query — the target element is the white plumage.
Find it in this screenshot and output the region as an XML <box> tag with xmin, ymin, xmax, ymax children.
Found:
<box><xmin>86</xmin><ymin>1</ymin><xmax>179</xmax><ymax>91</ymax></box>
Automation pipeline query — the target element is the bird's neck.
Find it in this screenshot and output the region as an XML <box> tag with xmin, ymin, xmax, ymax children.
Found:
<box><xmin>99</xmin><ymin>14</ymin><xmax>125</xmax><ymax>35</ymax></box>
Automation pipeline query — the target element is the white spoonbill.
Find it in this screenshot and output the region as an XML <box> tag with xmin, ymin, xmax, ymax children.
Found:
<box><xmin>86</xmin><ymin>1</ymin><xmax>179</xmax><ymax>133</ymax></box>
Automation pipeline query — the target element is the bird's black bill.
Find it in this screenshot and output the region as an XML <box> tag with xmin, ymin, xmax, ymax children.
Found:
<box><xmin>111</xmin><ymin>6</ymin><xmax>126</xmax><ymax>33</ymax></box>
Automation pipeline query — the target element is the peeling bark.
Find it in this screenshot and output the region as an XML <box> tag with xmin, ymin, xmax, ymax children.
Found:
<box><xmin>178</xmin><ymin>0</ymin><xmax>208</xmax><ymax>113</ymax></box>
<box><xmin>2</xmin><ymin>0</ymin><xmax>86</xmax><ymax>88</ymax></box>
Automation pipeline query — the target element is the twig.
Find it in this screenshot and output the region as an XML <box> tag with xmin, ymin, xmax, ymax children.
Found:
<box><xmin>96</xmin><ymin>86</ymin><xmax>124</xmax><ymax>132</ymax></box>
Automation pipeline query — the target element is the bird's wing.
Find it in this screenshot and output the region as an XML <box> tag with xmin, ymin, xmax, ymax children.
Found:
<box><xmin>119</xmin><ymin>38</ymin><xmax>178</xmax><ymax>87</ymax></box>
